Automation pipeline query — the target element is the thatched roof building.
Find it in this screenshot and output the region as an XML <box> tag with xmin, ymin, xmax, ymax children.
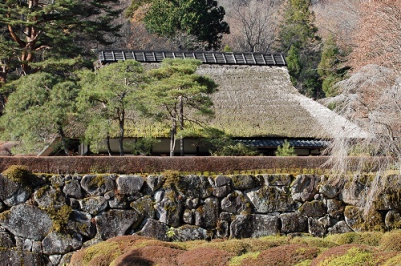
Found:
<box><xmin>73</xmin><ymin>50</ymin><xmax>369</xmax><ymax>156</ymax></box>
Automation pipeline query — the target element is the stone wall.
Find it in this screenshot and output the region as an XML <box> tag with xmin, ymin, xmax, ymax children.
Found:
<box><xmin>0</xmin><ymin>172</ymin><xmax>400</xmax><ymax>265</ymax></box>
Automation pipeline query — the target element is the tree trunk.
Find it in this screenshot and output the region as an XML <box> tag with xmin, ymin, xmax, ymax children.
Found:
<box><xmin>106</xmin><ymin>135</ymin><xmax>112</xmax><ymax>156</ymax></box>
<box><xmin>179</xmin><ymin>96</ymin><xmax>184</xmax><ymax>156</ymax></box>
<box><xmin>170</xmin><ymin>117</ymin><xmax>176</xmax><ymax>156</ymax></box>
<box><xmin>58</xmin><ymin>126</ymin><xmax>70</xmax><ymax>156</ymax></box>
<box><xmin>119</xmin><ymin>111</ymin><xmax>125</xmax><ymax>156</ymax></box>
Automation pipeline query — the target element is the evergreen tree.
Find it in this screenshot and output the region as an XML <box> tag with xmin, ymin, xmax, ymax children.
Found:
<box><xmin>143</xmin><ymin>0</ymin><xmax>230</xmax><ymax>50</ymax></box>
<box><xmin>0</xmin><ymin>73</ymin><xmax>79</xmax><ymax>155</ymax></box>
<box><xmin>277</xmin><ymin>0</ymin><xmax>323</xmax><ymax>98</ymax></box>
<box><xmin>275</xmin><ymin>140</ymin><xmax>296</xmax><ymax>156</ymax></box>
<box><xmin>318</xmin><ymin>35</ymin><xmax>349</xmax><ymax>97</ymax></box>
<box><xmin>0</xmin><ymin>0</ymin><xmax>121</xmax><ymax>82</ymax></box>
<box><xmin>77</xmin><ymin>61</ymin><xmax>146</xmax><ymax>156</ymax></box>
<box><xmin>141</xmin><ymin>59</ymin><xmax>218</xmax><ymax>156</ymax></box>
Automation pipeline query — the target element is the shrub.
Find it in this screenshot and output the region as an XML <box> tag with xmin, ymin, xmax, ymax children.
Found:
<box><xmin>275</xmin><ymin>140</ymin><xmax>296</xmax><ymax>156</ymax></box>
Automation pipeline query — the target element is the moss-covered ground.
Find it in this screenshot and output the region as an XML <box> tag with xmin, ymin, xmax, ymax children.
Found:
<box><xmin>69</xmin><ymin>231</ymin><xmax>401</xmax><ymax>266</ymax></box>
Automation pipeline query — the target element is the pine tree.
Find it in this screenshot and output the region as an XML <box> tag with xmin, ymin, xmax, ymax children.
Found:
<box><xmin>77</xmin><ymin>61</ymin><xmax>146</xmax><ymax>156</ymax></box>
<box><xmin>0</xmin><ymin>0</ymin><xmax>121</xmax><ymax>80</ymax></box>
<box><xmin>277</xmin><ymin>0</ymin><xmax>323</xmax><ymax>98</ymax></box>
<box><xmin>141</xmin><ymin>59</ymin><xmax>218</xmax><ymax>156</ymax></box>
<box><xmin>0</xmin><ymin>73</ymin><xmax>79</xmax><ymax>155</ymax></box>
<box><xmin>318</xmin><ymin>35</ymin><xmax>349</xmax><ymax>97</ymax></box>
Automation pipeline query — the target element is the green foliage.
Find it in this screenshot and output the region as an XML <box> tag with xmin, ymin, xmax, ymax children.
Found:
<box><xmin>223</xmin><ymin>45</ymin><xmax>233</xmax><ymax>52</ymax></box>
<box><xmin>287</xmin><ymin>46</ymin><xmax>302</xmax><ymax>85</ymax></box>
<box><xmin>275</xmin><ymin>140</ymin><xmax>296</xmax><ymax>156</ymax></box>
<box><xmin>124</xmin><ymin>137</ymin><xmax>161</xmax><ymax>155</ymax></box>
<box><xmin>205</xmin><ymin>128</ymin><xmax>260</xmax><ymax>156</ymax></box>
<box><xmin>77</xmin><ymin>61</ymin><xmax>147</xmax><ymax>156</ymax></box>
<box><xmin>2</xmin><ymin>165</ymin><xmax>35</xmax><ymax>185</ymax></box>
<box><xmin>210</xmin><ymin>141</ymin><xmax>260</xmax><ymax>156</ymax></box>
<box><xmin>277</xmin><ymin>0</ymin><xmax>323</xmax><ymax>98</ymax></box>
<box><xmin>141</xmin><ymin>58</ymin><xmax>218</xmax><ymax>156</ymax></box>
<box><xmin>0</xmin><ymin>0</ymin><xmax>121</xmax><ymax>81</ymax></box>
<box><xmin>318</xmin><ymin>35</ymin><xmax>349</xmax><ymax>97</ymax></box>
<box><xmin>144</xmin><ymin>0</ymin><xmax>230</xmax><ymax>50</ymax></box>
<box><xmin>0</xmin><ymin>73</ymin><xmax>79</xmax><ymax>154</ymax></box>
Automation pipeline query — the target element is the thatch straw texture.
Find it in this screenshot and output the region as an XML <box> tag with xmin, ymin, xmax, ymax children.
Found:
<box><xmin>196</xmin><ymin>65</ymin><xmax>368</xmax><ymax>138</ymax></box>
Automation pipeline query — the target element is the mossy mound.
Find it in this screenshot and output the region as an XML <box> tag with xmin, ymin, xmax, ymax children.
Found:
<box><xmin>380</xmin><ymin>230</ymin><xmax>401</xmax><ymax>252</ymax></box>
<box><xmin>242</xmin><ymin>244</ymin><xmax>320</xmax><ymax>266</ymax></box>
<box><xmin>325</xmin><ymin>231</ymin><xmax>384</xmax><ymax>246</ymax></box>
<box><xmin>2</xmin><ymin>165</ymin><xmax>39</xmax><ymax>186</ymax></box>
<box><xmin>69</xmin><ymin>232</ymin><xmax>401</xmax><ymax>266</ymax></box>
<box><xmin>311</xmin><ymin>244</ymin><xmax>375</xmax><ymax>266</ymax></box>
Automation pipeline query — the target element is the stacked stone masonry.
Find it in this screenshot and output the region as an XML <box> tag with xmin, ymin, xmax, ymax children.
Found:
<box><xmin>0</xmin><ymin>173</ymin><xmax>400</xmax><ymax>265</ymax></box>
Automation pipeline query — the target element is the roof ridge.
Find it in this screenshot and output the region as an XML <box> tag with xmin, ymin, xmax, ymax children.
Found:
<box><xmin>97</xmin><ymin>50</ymin><xmax>287</xmax><ymax>67</ymax></box>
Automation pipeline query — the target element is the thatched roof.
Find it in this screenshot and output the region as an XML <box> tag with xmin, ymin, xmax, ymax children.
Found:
<box><xmin>196</xmin><ymin>65</ymin><xmax>369</xmax><ymax>139</ymax></box>
<box><xmin>95</xmin><ymin>50</ymin><xmax>369</xmax><ymax>139</ymax></box>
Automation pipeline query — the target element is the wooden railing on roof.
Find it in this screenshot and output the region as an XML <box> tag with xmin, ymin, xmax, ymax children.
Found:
<box><xmin>97</xmin><ymin>50</ymin><xmax>287</xmax><ymax>67</ymax></box>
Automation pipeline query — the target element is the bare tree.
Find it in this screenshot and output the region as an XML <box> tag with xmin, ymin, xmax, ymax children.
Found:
<box><xmin>223</xmin><ymin>0</ymin><xmax>283</xmax><ymax>52</ymax></box>
<box><xmin>312</xmin><ymin>0</ymin><xmax>360</xmax><ymax>51</ymax></box>
<box><xmin>324</xmin><ymin>64</ymin><xmax>401</xmax><ymax>175</ymax></box>
<box><xmin>348</xmin><ymin>0</ymin><xmax>401</xmax><ymax>72</ymax></box>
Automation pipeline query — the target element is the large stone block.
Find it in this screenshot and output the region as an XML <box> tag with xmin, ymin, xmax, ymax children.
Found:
<box><xmin>230</xmin><ymin>215</ymin><xmax>253</xmax><ymax>238</ymax></box>
<box><xmin>230</xmin><ymin>214</ymin><xmax>280</xmax><ymax>238</ymax></box>
<box><xmin>195</xmin><ymin>197</ymin><xmax>219</xmax><ymax>229</ymax></box>
<box><xmin>299</xmin><ymin>200</ymin><xmax>326</xmax><ymax>218</ymax></box>
<box><xmin>260</xmin><ymin>174</ymin><xmax>293</xmax><ymax>186</ymax></box>
<box><xmin>319</xmin><ymin>184</ymin><xmax>339</xmax><ymax>199</ymax></box>
<box><xmin>136</xmin><ymin>218</ymin><xmax>169</xmax><ymax>241</ymax></box>
<box><xmin>326</xmin><ymin>199</ymin><xmax>345</xmax><ymax>220</ymax></box>
<box><xmin>221</xmin><ymin>191</ymin><xmax>251</xmax><ymax>214</ymax></box>
<box><xmin>155</xmin><ymin>189</ymin><xmax>184</xmax><ymax>227</ymax></box>
<box><xmin>251</xmin><ymin>214</ymin><xmax>280</xmax><ymax>238</ymax></box>
<box><xmin>385</xmin><ymin>210</ymin><xmax>401</xmax><ymax>230</ymax></box>
<box><xmin>280</xmin><ymin>212</ymin><xmax>308</xmax><ymax>234</ymax></box>
<box><xmin>116</xmin><ymin>175</ymin><xmax>144</xmax><ymax>195</ymax></box>
<box><xmin>231</xmin><ymin>175</ymin><xmax>260</xmax><ymax>190</ymax></box>
<box><xmin>80</xmin><ymin>174</ymin><xmax>115</xmax><ymax>196</ymax></box>
<box><xmin>246</xmin><ymin>186</ymin><xmax>298</xmax><ymax>213</ymax></box>
<box><xmin>344</xmin><ymin>206</ymin><xmax>384</xmax><ymax>232</ymax></box>
<box><xmin>42</xmin><ymin>232</ymin><xmax>82</xmax><ymax>255</ymax></box>
<box><xmin>95</xmin><ymin>209</ymin><xmax>143</xmax><ymax>240</ymax></box>
<box><xmin>79</xmin><ymin>196</ymin><xmax>108</xmax><ymax>215</ymax></box>
<box><xmin>327</xmin><ymin>221</ymin><xmax>353</xmax><ymax>234</ymax></box>
<box><xmin>291</xmin><ymin>174</ymin><xmax>321</xmax><ymax>202</ymax></box>
<box><xmin>63</xmin><ymin>179</ymin><xmax>83</xmax><ymax>199</ymax></box>
<box><xmin>308</xmin><ymin>218</ymin><xmax>326</xmax><ymax>237</ymax></box>
<box><xmin>34</xmin><ymin>186</ymin><xmax>65</xmax><ymax>210</ymax></box>
<box><xmin>173</xmin><ymin>225</ymin><xmax>208</xmax><ymax>241</ymax></box>
<box><xmin>0</xmin><ymin>204</ymin><xmax>52</xmax><ymax>241</ymax></box>
<box><xmin>67</xmin><ymin>210</ymin><xmax>96</xmax><ymax>238</ymax></box>
<box><xmin>339</xmin><ymin>175</ymin><xmax>368</xmax><ymax>206</ymax></box>
<box><xmin>130</xmin><ymin>195</ymin><xmax>155</xmax><ymax>219</ymax></box>
<box><xmin>0</xmin><ymin>250</ymin><xmax>44</xmax><ymax>266</ymax></box>
<box><xmin>176</xmin><ymin>175</ymin><xmax>212</xmax><ymax>199</ymax></box>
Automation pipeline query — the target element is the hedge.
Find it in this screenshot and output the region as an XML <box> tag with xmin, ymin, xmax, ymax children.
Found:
<box><xmin>0</xmin><ymin>156</ymin><xmax>337</xmax><ymax>174</ymax></box>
